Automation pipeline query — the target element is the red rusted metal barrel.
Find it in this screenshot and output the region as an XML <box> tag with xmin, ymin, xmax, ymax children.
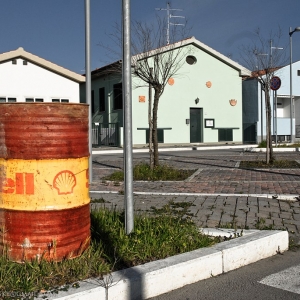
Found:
<box><xmin>0</xmin><ymin>103</ymin><xmax>90</xmax><ymax>262</ymax></box>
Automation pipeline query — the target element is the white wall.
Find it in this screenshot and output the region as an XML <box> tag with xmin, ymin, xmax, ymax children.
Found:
<box><xmin>0</xmin><ymin>58</ymin><xmax>80</xmax><ymax>102</ymax></box>
<box><xmin>276</xmin><ymin>61</ymin><xmax>300</xmax><ymax>96</ymax></box>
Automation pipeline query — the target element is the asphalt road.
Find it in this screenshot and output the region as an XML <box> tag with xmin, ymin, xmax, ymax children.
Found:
<box><xmin>149</xmin><ymin>247</ymin><xmax>300</xmax><ymax>300</ymax></box>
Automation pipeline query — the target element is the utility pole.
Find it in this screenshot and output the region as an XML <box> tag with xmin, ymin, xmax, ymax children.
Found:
<box><xmin>85</xmin><ymin>0</ymin><xmax>92</xmax><ymax>182</ymax></box>
<box><xmin>269</xmin><ymin>39</ymin><xmax>283</xmax><ymax>146</ymax></box>
<box><xmin>155</xmin><ymin>2</ymin><xmax>184</xmax><ymax>45</ymax></box>
<box><xmin>122</xmin><ymin>0</ymin><xmax>134</xmax><ymax>234</ymax></box>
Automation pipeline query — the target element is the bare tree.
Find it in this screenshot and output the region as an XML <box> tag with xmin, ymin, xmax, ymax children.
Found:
<box><xmin>131</xmin><ymin>17</ymin><xmax>189</xmax><ymax>168</ymax></box>
<box><xmin>99</xmin><ymin>16</ymin><xmax>190</xmax><ymax>168</ymax></box>
<box><xmin>240</xmin><ymin>28</ymin><xmax>287</xmax><ymax>164</ymax></box>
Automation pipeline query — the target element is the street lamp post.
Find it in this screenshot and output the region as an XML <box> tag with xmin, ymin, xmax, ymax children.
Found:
<box><xmin>122</xmin><ymin>0</ymin><xmax>134</xmax><ymax>234</ymax></box>
<box><xmin>254</xmin><ymin>51</ymin><xmax>268</xmax><ymax>142</ymax></box>
<box><xmin>85</xmin><ymin>0</ymin><xmax>92</xmax><ymax>181</ymax></box>
<box><xmin>289</xmin><ymin>27</ymin><xmax>300</xmax><ymax>143</ymax></box>
<box><xmin>270</xmin><ymin>40</ymin><xmax>283</xmax><ymax>146</ymax></box>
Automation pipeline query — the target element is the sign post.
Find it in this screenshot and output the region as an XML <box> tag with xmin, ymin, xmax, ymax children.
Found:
<box><xmin>270</xmin><ymin>76</ymin><xmax>281</xmax><ymax>146</ymax></box>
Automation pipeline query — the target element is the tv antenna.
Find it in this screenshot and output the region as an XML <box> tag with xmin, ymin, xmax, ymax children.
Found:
<box><xmin>156</xmin><ymin>2</ymin><xmax>185</xmax><ymax>45</ymax></box>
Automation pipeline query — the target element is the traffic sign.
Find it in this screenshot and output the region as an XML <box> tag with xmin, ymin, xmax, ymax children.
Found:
<box><xmin>270</xmin><ymin>76</ymin><xmax>281</xmax><ymax>91</ymax></box>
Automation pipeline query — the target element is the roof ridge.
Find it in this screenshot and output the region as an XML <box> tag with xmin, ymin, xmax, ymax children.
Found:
<box><xmin>0</xmin><ymin>47</ymin><xmax>85</xmax><ymax>83</ymax></box>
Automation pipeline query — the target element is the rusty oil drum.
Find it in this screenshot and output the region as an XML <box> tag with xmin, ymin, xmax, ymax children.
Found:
<box><xmin>0</xmin><ymin>103</ymin><xmax>90</xmax><ymax>261</ymax></box>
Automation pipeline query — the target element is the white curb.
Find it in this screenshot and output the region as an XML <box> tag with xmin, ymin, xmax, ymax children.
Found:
<box><xmin>247</xmin><ymin>147</ymin><xmax>300</xmax><ymax>152</ymax></box>
<box><xmin>90</xmin><ymin>191</ymin><xmax>299</xmax><ymax>202</ymax></box>
<box><xmin>36</xmin><ymin>230</ymin><xmax>288</xmax><ymax>300</ymax></box>
<box><xmin>92</xmin><ymin>144</ymin><xmax>252</xmax><ymax>155</ymax></box>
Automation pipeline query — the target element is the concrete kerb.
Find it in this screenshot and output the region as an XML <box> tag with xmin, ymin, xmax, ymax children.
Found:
<box><xmin>36</xmin><ymin>230</ymin><xmax>288</xmax><ymax>300</ymax></box>
<box><xmin>90</xmin><ymin>190</ymin><xmax>299</xmax><ymax>202</ymax></box>
<box><xmin>246</xmin><ymin>147</ymin><xmax>300</xmax><ymax>152</ymax></box>
<box><xmin>92</xmin><ymin>144</ymin><xmax>253</xmax><ymax>155</ymax></box>
<box><xmin>92</xmin><ymin>145</ymin><xmax>300</xmax><ymax>155</ymax></box>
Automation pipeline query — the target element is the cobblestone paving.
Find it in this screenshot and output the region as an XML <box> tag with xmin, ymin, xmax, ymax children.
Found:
<box><xmin>90</xmin><ymin>150</ymin><xmax>300</xmax><ymax>244</ymax></box>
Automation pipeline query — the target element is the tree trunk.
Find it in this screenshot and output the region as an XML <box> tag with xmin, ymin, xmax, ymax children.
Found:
<box><xmin>148</xmin><ymin>70</ymin><xmax>154</xmax><ymax>169</ymax></box>
<box><xmin>152</xmin><ymin>88</ymin><xmax>160</xmax><ymax>167</ymax></box>
<box><xmin>265</xmin><ymin>89</ymin><xmax>274</xmax><ymax>164</ymax></box>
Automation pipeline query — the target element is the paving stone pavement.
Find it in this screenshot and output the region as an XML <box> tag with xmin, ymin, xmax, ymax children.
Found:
<box><xmin>90</xmin><ymin>150</ymin><xmax>300</xmax><ymax>244</ymax></box>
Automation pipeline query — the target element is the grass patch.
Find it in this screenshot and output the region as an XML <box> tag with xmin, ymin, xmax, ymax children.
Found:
<box><xmin>0</xmin><ymin>208</ymin><xmax>218</xmax><ymax>297</ymax></box>
<box><xmin>258</xmin><ymin>140</ymin><xmax>300</xmax><ymax>148</ymax></box>
<box><xmin>105</xmin><ymin>163</ymin><xmax>195</xmax><ymax>181</ymax></box>
<box><xmin>240</xmin><ymin>160</ymin><xmax>300</xmax><ymax>168</ymax></box>
<box><xmin>275</xmin><ymin>143</ymin><xmax>300</xmax><ymax>148</ymax></box>
<box><xmin>92</xmin><ymin>207</ymin><xmax>217</xmax><ymax>268</ymax></box>
<box><xmin>258</xmin><ymin>140</ymin><xmax>267</xmax><ymax>148</ymax></box>
<box><xmin>0</xmin><ymin>242</ymin><xmax>110</xmax><ymax>299</ymax></box>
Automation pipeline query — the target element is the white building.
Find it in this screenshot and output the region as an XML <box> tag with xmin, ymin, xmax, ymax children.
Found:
<box><xmin>0</xmin><ymin>47</ymin><xmax>85</xmax><ymax>103</ymax></box>
<box><xmin>243</xmin><ymin>60</ymin><xmax>300</xmax><ymax>143</ymax></box>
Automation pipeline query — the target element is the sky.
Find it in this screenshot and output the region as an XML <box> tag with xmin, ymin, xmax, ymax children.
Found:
<box><xmin>1</xmin><ymin>0</ymin><xmax>300</xmax><ymax>74</ymax></box>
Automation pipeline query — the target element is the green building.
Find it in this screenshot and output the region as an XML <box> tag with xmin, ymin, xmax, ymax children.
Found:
<box><xmin>81</xmin><ymin>37</ymin><xmax>251</xmax><ymax>147</ymax></box>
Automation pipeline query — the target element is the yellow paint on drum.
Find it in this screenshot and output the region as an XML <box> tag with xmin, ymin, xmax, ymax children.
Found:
<box><xmin>0</xmin><ymin>157</ymin><xmax>89</xmax><ymax>211</ymax></box>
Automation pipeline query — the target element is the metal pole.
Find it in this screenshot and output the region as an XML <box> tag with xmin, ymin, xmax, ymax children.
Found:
<box><xmin>275</xmin><ymin>90</ymin><xmax>278</xmax><ymax>146</ymax></box>
<box><xmin>272</xmin><ymin>90</ymin><xmax>275</xmax><ymax>138</ymax></box>
<box><xmin>148</xmin><ymin>68</ymin><xmax>153</xmax><ymax>167</ymax></box>
<box><xmin>261</xmin><ymin>87</ymin><xmax>263</xmax><ymax>142</ymax></box>
<box><xmin>167</xmin><ymin>2</ymin><xmax>170</xmax><ymax>45</ymax></box>
<box><xmin>290</xmin><ymin>27</ymin><xmax>294</xmax><ymax>143</ymax></box>
<box><xmin>122</xmin><ymin>0</ymin><xmax>134</xmax><ymax>234</ymax></box>
<box><xmin>85</xmin><ymin>0</ymin><xmax>92</xmax><ymax>181</ymax></box>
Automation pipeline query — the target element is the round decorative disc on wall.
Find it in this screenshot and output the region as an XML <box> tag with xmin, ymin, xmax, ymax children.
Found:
<box><xmin>229</xmin><ymin>99</ymin><xmax>237</xmax><ymax>106</ymax></box>
<box><xmin>206</xmin><ymin>81</ymin><xmax>212</xmax><ymax>88</ymax></box>
<box><xmin>168</xmin><ymin>78</ymin><xmax>175</xmax><ymax>85</ymax></box>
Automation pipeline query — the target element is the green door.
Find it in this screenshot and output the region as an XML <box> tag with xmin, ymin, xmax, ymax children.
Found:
<box><xmin>190</xmin><ymin>108</ymin><xmax>203</xmax><ymax>143</ymax></box>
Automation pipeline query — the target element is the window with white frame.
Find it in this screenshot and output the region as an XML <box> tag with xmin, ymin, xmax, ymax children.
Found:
<box><xmin>51</xmin><ymin>98</ymin><xmax>69</xmax><ymax>103</ymax></box>
<box><xmin>25</xmin><ymin>98</ymin><xmax>44</xmax><ymax>102</ymax></box>
<box><xmin>0</xmin><ymin>97</ymin><xmax>18</xmax><ymax>102</ymax></box>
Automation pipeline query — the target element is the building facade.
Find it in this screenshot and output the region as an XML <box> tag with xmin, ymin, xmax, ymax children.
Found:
<box><xmin>0</xmin><ymin>47</ymin><xmax>85</xmax><ymax>104</ymax></box>
<box><xmin>81</xmin><ymin>37</ymin><xmax>251</xmax><ymax>147</ymax></box>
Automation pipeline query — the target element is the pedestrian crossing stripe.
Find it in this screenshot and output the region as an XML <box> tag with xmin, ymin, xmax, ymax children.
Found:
<box><xmin>259</xmin><ymin>264</ymin><xmax>300</xmax><ymax>295</ymax></box>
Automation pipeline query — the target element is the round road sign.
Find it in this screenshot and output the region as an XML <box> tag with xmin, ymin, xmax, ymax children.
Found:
<box><xmin>270</xmin><ymin>76</ymin><xmax>281</xmax><ymax>91</ymax></box>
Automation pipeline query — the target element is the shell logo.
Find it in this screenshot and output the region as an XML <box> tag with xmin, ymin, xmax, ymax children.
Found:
<box><xmin>0</xmin><ymin>173</ymin><xmax>34</xmax><ymax>195</ymax></box>
<box><xmin>53</xmin><ymin>170</ymin><xmax>76</xmax><ymax>195</ymax></box>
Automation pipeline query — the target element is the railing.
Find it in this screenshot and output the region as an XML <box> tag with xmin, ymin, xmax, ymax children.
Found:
<box><xmin>92</xmin><ymin>123</ymin><xmax>119</xmax><ymax>147</ymax></box>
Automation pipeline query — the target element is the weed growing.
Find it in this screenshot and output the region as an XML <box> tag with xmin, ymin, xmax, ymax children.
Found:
<box><xmin>258</xmin><ymin>140</ymin><xmax>267</xmax><ymax>148</ymax></box>
<box><xmin>150</xmin><ymin>201</ymin><xmax>196</xmax><ymax>218</ymax></box>
<box><xmin>258</xmin><ymin>140</ymin><xmax>300</xmax><ymax>148</ymax></box>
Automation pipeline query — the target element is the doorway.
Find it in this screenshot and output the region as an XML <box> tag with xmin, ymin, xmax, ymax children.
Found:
<box><xmin>190</xmin><ymin>108</ymin><xmax>203</xmax><ymax>143</ymax></box>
